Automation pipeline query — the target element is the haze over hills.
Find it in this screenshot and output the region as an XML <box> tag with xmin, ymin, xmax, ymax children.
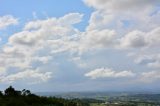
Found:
<box><xmin>36</xmin><ymin>91</ymin><xmax>160</xmax><ymax>98</ymax></box>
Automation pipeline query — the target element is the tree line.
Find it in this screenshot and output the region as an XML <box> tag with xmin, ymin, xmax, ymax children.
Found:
<box><xmin>0</xmin><ymin>86</ymin><xmax>89</xmax><ymax>106</ymax></box>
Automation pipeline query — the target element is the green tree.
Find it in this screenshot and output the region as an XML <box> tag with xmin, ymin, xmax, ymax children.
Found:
<box><xmin>0</xmin><ymin>91</ymin><xmax>3</xmax><ymax>96</ymax></box>
<box><xmin>22</xmin><ymin>89</ymin><xmax>31</xmax><ymax>96</ymax></box>
<box><xmin>4</xmin><ymin>86</ymin><xmax>20</xmax><ymax>96</ymax></box>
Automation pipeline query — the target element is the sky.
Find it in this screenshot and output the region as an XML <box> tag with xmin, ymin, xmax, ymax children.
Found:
<box><xmin>0</xmin><ymin>0</ymin><xmax>160</xmax><ymax>92</ymax></box>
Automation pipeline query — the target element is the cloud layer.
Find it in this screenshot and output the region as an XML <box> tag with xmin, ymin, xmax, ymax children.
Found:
<box><xmin>0</xmin><ymin>0</ymin><xmax>160</xmax><ymax>90</ymax></box>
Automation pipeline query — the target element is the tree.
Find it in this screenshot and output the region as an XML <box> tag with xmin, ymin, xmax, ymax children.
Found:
<box><xmin>22</xmin><ymin>89</ymin><xmax>31</xmax><ymax>96</ymax></box>
<box><xmin>0</xmin><ymin>86</ymin><xmax>87</xmax><ymax>106</ymax></box>
<box><xmin>4</xmin><ymin>86</ymin><xmax>20</xmax><ymax>96</ymax></box>
<box><xmin>0</xmin><ymin>91</ymin><xmax>3</xmax><ymax>96</ymax></box>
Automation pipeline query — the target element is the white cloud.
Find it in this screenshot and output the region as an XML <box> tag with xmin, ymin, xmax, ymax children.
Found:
<box><xmin>147</xmin><ymin>27</ymin><xmax>160</xmax><ymax>47</ymax></box>
<box><xmin>129</xmin><ymin>53</ymin><xmax>160</xmax><ymax>69</ymax></box>
<box><xmin>79</xmin><ymin>29</ymin><xmax>116</xmax><ymax>53</ymax></box>
<box><xmin>119</xmin><ymin>27</ymin><xmax>160</xmax><ymax>49</ymax></box>
<box><xmin>85</xmin><ymin>67</ymin><xmax>135</xmax><ymax>79</ymax></box>
<box><xmin>83</xmin><ymin>0</ymin><xmax>160</xmax><ymax>51</ymax></box>
<box><xmin>0</xmin><ymin>13</ymin><xmax>84</xmax><ymax>84</ymax></box>
<box><xmin>147</xmin><ymin>61</ymin><xmax>160</xmax><ymax>68</ymax></box>
<box><xmin>7</xmin><ymin>12</ymin><xmax>83</xmax><ymax>59</ymax></box>
<box><xmin>119</xmin><ymin>30</ymin><xmax>147</xmax><ymax>49</ymax></box>
<box><xmin>59</xmin><ymin>13</ymin><xmax>84</xmax><ymax>25</ymax></box>
<box><xmin>0</xmin><ymin>69</ymin><xmax>52</xmax><ymax>84</ymax></box>
<box><xmin>24</xmin><ymin>13</ymin><xmax>83</xmax><ymax>31</ymax></box>
<box><xmin>0</xmin><ymin>15</ymin><xmax>18</xmax><ymax>29</ymax></box>
<box><xmin>84</xmin><ymin>0</ymin><xmax>159</xmax><ymax>14</ymax></box>
<box><xmin>86</xmin><ymin>11</ymin><xmax>115</xmax><ymax>31</ymax></box>
<box><xmin>140</xmin><ymin>71</ymin><xmax>160</xmax><ymax>83</ymax></box>
<box><xmin>122</xmin><ymin>28</ymin><xmax>160</xmax><ymax>73</ymax></box>
<box><xmin>84</xmin><ymin>0</ymin><xmax>160</xmax><ymax>30</ymax></box>
<box><xmin>82</xmin><ymin>0</ymin><xmax>160</xmax><ymax>49</ymax></box>
<box><xmin>0</xmin><ymin>0</ymin><xmax>159</xmax><ymax>86</ymax></box>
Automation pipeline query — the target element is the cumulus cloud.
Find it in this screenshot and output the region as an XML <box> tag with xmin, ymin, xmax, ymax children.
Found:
<box><xmin>125</xmin><ymin>30</ymin><xmax>160</xmax><ymax>69</ymax></box>
<box><xmin>84</xmin><ymin>0</ymin><xmax>160</xmax><ymax>29</ymax></box>
<box><xmin>132</xmin><ymin>53</ymin><xmax>160</xmax><ymax>69</ymax></box>
<box><xmin>83</xmin><ymin>0</ymin><xmax>160</xmax><ymax>51</ymax></box>
<box><xmin>85</xmin><ymin>68</ymin><xmax>135</xmax><ymax>79</ymax></box>
<box><xmin>10</xmin><ymin>14</ymin><xmax>82</xmax><ymax>47</ymax></box>
<box><xmin>119</xmin><ymin>30</ymin><xmax>147</xmax><ymax>49</ymax></box>
<box><xmin>0</xmin><ymin>13</ymin><xmax>83</xmax><ymax>84</ymax></box>
<box><xmin>79</xmin><ymin>29</ymin><xmax>116</xmax><ymax>53</ymax></box>
<box><xmin>0</xmin><ymin>0</ymin><xmax>160</xmax><ymax>86</ymax></box>
<box><xmin>0</xmin><ymin>15</ymin><xmax>18</xmax><ymax>29</ymax></box>
<box><xmin>24</xmin><ymin>13</ymin><xmax>83</xmax><ymax>31</ymax></box>
<box><xmin>85</xmin><ymin>67</ymin><xmax>160</xmax><ymax>84</ymax></box>
<box><xmin>0</xmin><ymin>69</ymin><xmax>52</xmax><ymax>84</ymax></box>
<box><xmin>84</xmin><ymin>0</ymin><xmax>159</xmax><ymax>13</ymax></box>
<box><xmin>86</xmin><ymin>11</ymin><xmax>115</xmax><ymax>31</ymax></box>
<box><xmin>119</xmin><ymin>27</ymin><xmax>160</xmax><ymax>49</ymax></box>
<box><xmin>147</xmin><ymin>27</ymin><xmax>160</xmax><ymax>47</ymax></box>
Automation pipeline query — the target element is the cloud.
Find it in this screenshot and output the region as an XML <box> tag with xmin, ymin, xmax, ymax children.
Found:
<box><xmin>119</xmin><ymin>27</ymin><xmax>160</xmax><ymax>49</ymax></box>
<box><xmin>84</xmin><ymin>0</ymin><xmax>160</xmax><ymax>30</ymax></box>
<box><xmin>133</xmin><ymin>54</ymin><xmax>160</xmax><ymax>69</ymax></box>
<box><xmin>58</xmin><ymin>13</ymin><xmax>84</xmax><ymax>25</ymax></box>
<box><xmin>85</xmin><ymin>67</ymin><xmax>160</xmax><ymax>84</ymax></box>
<box><xmin>8</xmin><ymin>13</ymin><xmax>83</xmax><ymax>56</ymax></box>
<box><xmin>79</xmin><ymin>29</ymin><xmax>116</xmax><ymax>53</ymax></box>
<box><xmin>119</xmin><ymin>30</ymin><xmax>147</xmax><ymax>49</ymax></box>
<box><xmin>122</xmin><ymin>28</ymin><xmax>160</xmax><ymax>73</ymax></box>
<box><xmin>147</xmin><ymin>27</ymin><xmax>160</xmax><ymax>47</ymax></box>
<box><xmin>83</xmin><ymin>0</ymin><xmax>160</xmax><ymax>51</ymax></box>
<box><xmin>82</xmin><ymin>0</ymin><xmax>160</xmax><ymax>54</ymax></box>
<box><xmin>140</xmin><ymin>71</ymin><xmax>160</xmax><ymax>83</ymax></box>
<box><xmin>84</xmin><ymin>0</ymin><xmax>159</xmax><ymax>13</ymax></box>
<box><xmin>24</xmin><ymin>13</ymin><xmax>83</xmax><ymax>31</ymax></box>
<box><xmin>0</xmin><ymin>13</ymin><xmax>83</xmax><ymax>84</ymax></box>
<box><xmin>0</xmin><ymin>69</ymin><xmax>52</xmax><ymax>84</ymax></box>
<box><xmin>0</xmin><ymin>15</ymin><xmax>18</xmax><ymax>29</ymax></box>
<box><xmin>86</xmin><ymin>11</ymin><xmax>115</xmax><ymax>31</ymax></box>
<box><xmin>148</xmin><ymin>61</ymin><xmax>160</xmax><ymax>68</ymax></box>
<box><xmin>85</xmin><ymin>67</ymin><xmax>135</xmax><ymax>79</ymax></box>
<box><xmin>0</xmin><ymin>0</ymin><xmax>160</xmax><ymax>88</ymax></box>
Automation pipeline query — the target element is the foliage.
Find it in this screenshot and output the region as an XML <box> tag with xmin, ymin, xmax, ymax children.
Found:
<box><xmin>0</xmin><ymin>86</ymin><xmax>89</xmax><ymax>106</ymax></box>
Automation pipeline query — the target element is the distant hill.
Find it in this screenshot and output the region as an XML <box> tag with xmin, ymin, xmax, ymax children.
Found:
<box><xmin>0</xmin><ymin>86</ymin><xmax>91</xmax><ymax>106</ymax></box>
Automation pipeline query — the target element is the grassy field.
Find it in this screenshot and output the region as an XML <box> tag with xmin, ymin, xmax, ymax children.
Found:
<box><xmin>90</xmin><ymin>103</ymin><xmax>106</xmax><ymax>106</ymax></box>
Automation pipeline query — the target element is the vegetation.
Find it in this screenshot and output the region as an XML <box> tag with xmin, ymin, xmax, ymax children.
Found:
<box><xmin>1</xmin><ymin>86</ymin><xmax>160</xmax><ymax>106</ymax></box>
<box><xmin>0</xmin><ymin>86</ymin><xmax>90</xmax><ymax>106</ymax></box>
<box><xmin>91</xmin><ymin>93</ymin><xmax>160</xmax><ymax>106</ymax></box>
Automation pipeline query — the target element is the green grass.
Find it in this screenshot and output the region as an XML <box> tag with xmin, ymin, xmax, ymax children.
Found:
<box><xmin>90</xmin><ymin>103</ymin><xmax>106</xmax><ymax>106</ymax></box>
